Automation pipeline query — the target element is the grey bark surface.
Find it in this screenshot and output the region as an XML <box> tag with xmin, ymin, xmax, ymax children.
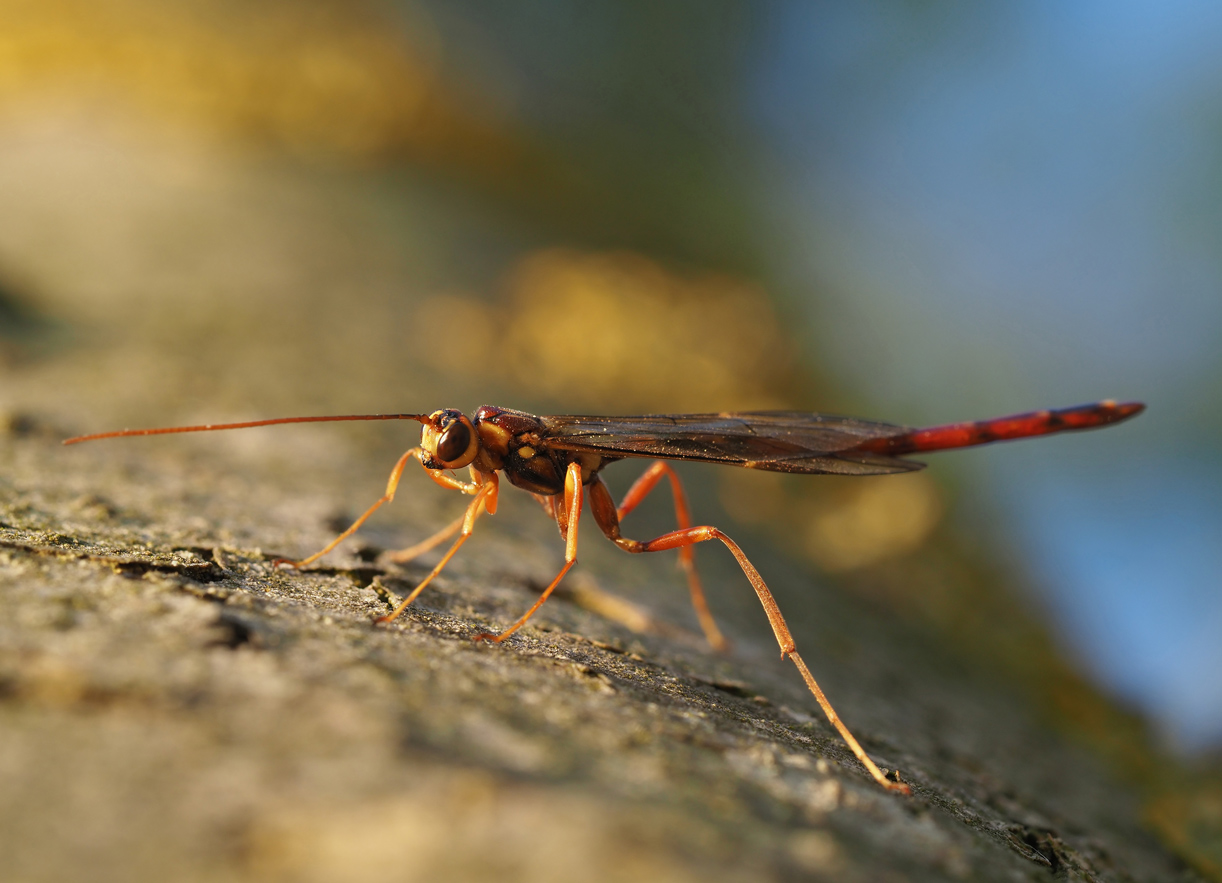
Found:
<box><xmin>0</xmin><ymin>416</ymin><xmax>1200</xmax><ymax>883</ymax></box>
<box><xmin>0</xmin><ymin>113</ymin><xmax>1202</xmax><ymax>882</ymax></box>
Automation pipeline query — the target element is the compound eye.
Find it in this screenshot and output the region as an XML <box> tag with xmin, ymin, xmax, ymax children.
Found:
<box><xmin>435</xmin><ymin>420</ymin><xmax>472</xmax><ymax>465</ymax></box>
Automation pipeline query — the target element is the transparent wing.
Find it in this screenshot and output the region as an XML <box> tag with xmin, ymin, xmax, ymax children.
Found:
<box><xmin>540</xmin><ymin>412</ymin><xmax>923</xmax><ymax>476</ymax></box>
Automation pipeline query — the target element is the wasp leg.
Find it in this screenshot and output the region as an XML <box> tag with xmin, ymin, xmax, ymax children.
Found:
<box><xmin>275</xmin><ymin>447</ymin><xmax>424</xmax><ymax>568</ymax></box>
<box><xmin>588</xmin><ymin>478</ymin><xmax>909</xmax><ymax>795</ymax></box>
<box><xmin>473</xmin><ymin>462</ymin><xmax>583</xmax><ymax>643</ymax></box>
<box><xmin>385</xmin><ymin>514</ymin><xmax>464</xmax><ymax>564</ymax></box>
<box><xmin>377</xmin><ymin>474</ymin><xmax>499</xmax><ymax>624</ymax></box>
<box><xmin>589</xmin><ymin>464</ymin><xmax>727</xmax><ymax>652</ymax></box>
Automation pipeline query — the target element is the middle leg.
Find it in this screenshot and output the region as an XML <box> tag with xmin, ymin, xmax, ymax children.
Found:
<box><xmin>473</xmin><ymin>461</ymin><xmax>583</xmax><ymax>643</ymax></box>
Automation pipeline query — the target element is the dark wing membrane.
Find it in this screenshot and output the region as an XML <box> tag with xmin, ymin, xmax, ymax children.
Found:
<box><xmin>540</xmin><ymin>412</ymin><xmax>924</xmax><ymax>475</ymax></box>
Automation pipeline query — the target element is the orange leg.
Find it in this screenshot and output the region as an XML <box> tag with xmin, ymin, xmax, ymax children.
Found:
<box><xmin>592</xmin><ymin>462</ymin><xmax>727</xmax><ymax>652</ymax></box>
<box><xmin>588</xmin><ymin>479</ymin><xmax>909</xmax><ymax>795</ymax></box>
<box><xmin>386</xmin><ymin>514</ymin><xmax>465</xmax><ymax>564</ymax></box>
<box><xmin>276</xmin><ymin>450</ymin><xmax>488</xmax><ymax>569</ymax></box>
<box><xmin>276</xmin><ymin>447</ymin><xmax>424</xmax><ymax>568</ymax></box>
<box><xmin>377</xmin><ymin>474</ymin><xmax>499</xmax><ymax>624</ymax></box>
<box><xmin>473</xmin><ymin>462</ymin><xmax>583</xmax><ymax>644</ymax></box>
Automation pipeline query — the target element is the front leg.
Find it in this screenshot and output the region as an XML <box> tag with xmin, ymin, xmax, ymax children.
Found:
<box><xmin>377</xmin><ymin>472</ymin><xmax>499</xmax><ymax>623</ymax></box>
<box><xmin>387</xmin><ymin>467</ymin><xmax>496</xmax><ymax>565</ymax></box>
<box><xmin>275</xmin><ymin>447</ymin><xmax>424</xmax><ymax>568</ymax></box>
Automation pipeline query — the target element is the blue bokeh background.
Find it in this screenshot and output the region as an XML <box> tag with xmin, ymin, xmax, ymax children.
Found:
<box><xmin>750</xmin><ymin>2</ymin><xmax>1222</xmax><ymax>749</ymax></box>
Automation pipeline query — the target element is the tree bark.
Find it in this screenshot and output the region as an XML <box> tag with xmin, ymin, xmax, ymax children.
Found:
<box><xmin>0</xmin><ymin>415</ymin><xmax>1203</xmax><ymax>883</ymax></box>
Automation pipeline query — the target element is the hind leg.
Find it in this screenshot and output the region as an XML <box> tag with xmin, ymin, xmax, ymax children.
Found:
<box><xmin>587</xmin><ymin>475</ymin><xmax>909</xmax><ymax>794</ymax></box>
<box><xmin>592</xmin><ymin>462</ymin><xmax>727</xmax><ymax>651</ymax></box>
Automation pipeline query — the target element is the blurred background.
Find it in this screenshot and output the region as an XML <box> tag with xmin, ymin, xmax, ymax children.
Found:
<box><xmin>0</xmin><ymin>0</ymin><xmax>1219</xmax><ymax>857</ymax></box>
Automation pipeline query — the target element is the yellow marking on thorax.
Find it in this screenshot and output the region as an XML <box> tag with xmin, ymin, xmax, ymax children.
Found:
<box><xmin>477</xmin><ymin>421</ymin><xmax>513</xmax><ymax>456</ymax></box>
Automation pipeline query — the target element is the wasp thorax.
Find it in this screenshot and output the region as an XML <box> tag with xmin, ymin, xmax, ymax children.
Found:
<box><xmin>421</xmin><ymin>409</ymin><xmax>479</xmax><ymax>469</ymax></box>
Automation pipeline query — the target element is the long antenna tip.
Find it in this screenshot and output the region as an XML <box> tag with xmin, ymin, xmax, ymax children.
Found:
<box><xmin>61</xmin><ymin>413</ymin><xmax>431</xmax><ymax>446</ymax></box>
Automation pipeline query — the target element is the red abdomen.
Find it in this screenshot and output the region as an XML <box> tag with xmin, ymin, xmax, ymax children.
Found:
<box><xmin>856</xmin><ymin>401</ymin><xmax>1145</xmax><ymax>457</ymax></box>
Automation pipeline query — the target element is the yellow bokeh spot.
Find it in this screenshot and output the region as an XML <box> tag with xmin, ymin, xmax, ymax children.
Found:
<box><xmin>805</xmin><ymin>473</ymin><xmax>943</xmax><ymax>572</ymax></box>
<box><xmin>495</xmin><ymin>248</ymin><xmax>798</xmax><ymax>412</ymax></box>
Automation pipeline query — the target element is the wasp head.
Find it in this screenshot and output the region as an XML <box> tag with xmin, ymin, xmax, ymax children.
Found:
<box><xmin>419</xmin><ymin>409</ymin><xmax>479</xmax><ymax>470</ymax></box>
